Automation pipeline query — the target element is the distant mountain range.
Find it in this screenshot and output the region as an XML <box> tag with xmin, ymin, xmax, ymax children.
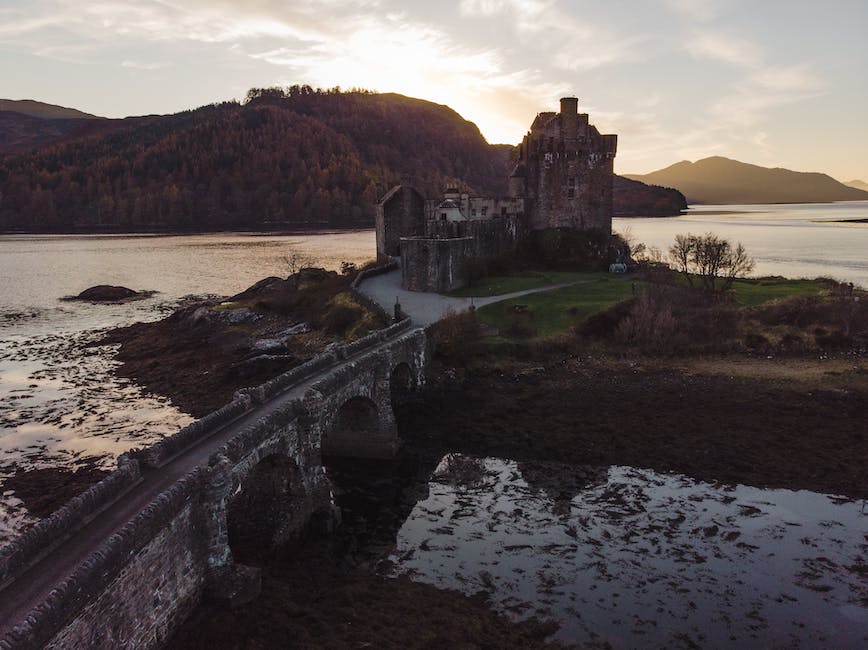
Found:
<box><xmin>845</xmin><ymin>179</ymin><xmax>868</xmax><ymax>192</ymax></box>
<box><xmin>625</xmin><ymin>157</ymin><xmax>868</xmax><ymax>205</ymax></box>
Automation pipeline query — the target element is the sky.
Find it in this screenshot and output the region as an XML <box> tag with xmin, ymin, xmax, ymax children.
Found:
<box><xmin>1</xmin><ymin>0</ymin><xmax>866</xmax><ymax>181</ymax></box>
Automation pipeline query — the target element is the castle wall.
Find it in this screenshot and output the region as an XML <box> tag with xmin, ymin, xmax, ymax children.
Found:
<box><xmin>375</xmin><ymin>185</ymin><xmax>426</xmax><ymax>259</ymax></box>
<box><xmin>400</xmin><ymin>237</ymin><xmax>473</xmax><ymax>292</ymax></box>
<box><xmin>424</xmin><ymin>215</ymin><xmax>522</xmax><ymax>261</ymax></box>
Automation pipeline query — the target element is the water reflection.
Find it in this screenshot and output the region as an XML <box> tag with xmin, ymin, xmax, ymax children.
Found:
<box><xmin>390</xmin><ymin>455</ymin><xmax>867</xmax><ymax>648</ymax></box>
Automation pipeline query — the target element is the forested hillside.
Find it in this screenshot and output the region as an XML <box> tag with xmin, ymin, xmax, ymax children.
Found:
<box><xmin>0</xmin><ymin>87</ymin><xmax>684</xmax><ymax>231</ymax></box>
<box><xmin>0</xmin><ymin>88</ymin><xmax>508</xmax><ymax>231</ymax></box>
<box><xmin>612</xmin><ymin>175</ymin><xmax>686</xmax><ymax>216</ymax></box>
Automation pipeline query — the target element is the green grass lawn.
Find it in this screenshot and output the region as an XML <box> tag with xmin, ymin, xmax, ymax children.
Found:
<box><xmin>731</xmin><ymin>277</ymin><xmax>830</xmax><ymax>306</ymax></box>
<box><xmin>448</xmin><ymin>271</ymin><xmax>603</xmax><ymax>297</ymax></box>
<box><xmin>476</xmin><ymin>275</ymin><xmax>639</xmax><ymax>340</ymax></box>
<box><xmin>470</xmin><ymin>271</ymin><xmax>833</xmax><ymax>343</ymax></box>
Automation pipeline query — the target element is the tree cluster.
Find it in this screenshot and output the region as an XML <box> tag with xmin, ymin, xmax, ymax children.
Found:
<box><xmin>0</xmin><ymin>88</ymin><xmax>509</xmax><ymax>231</ymax></box>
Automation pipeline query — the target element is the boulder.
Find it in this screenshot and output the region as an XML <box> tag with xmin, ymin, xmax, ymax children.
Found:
<box><xmin>72</xmin><ymin>285</ymin><xmax>145</xmax><ymax>302</ymax></box>
<box><xmin>230</xmin><ymin>276</ymin><xmax>284</xmax><ymax>301</ymax></box>
<box><xmin>251</xmin><ymin>338</ymin><xmax>288</xmax><ymax>354</ymax></box>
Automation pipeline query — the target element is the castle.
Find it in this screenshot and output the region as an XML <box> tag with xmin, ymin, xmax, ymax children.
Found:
<box><xmin>376</xmin><ymin>97</ymin><xmax>617</xmax><ymax>292</ymax></box>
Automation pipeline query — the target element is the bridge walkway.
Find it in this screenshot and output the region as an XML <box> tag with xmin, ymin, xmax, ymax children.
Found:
<box><xmin>0</xmin><ymin>325</ymin><xmax>419</xmax><ymax>638</ymax></box>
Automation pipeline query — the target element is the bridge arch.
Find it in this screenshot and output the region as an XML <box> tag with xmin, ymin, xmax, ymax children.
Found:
<box><xmin>321</xmin><ymin>394</ymin><xmax>397</xmax><ymax>459</ymax></box>
<box><xmin>226</xmin><ymin>452</ymin><xmax>305</xmax><ymax>563</ymax></box>
<box><xmin>389</xmin><ymin>361</ymin><xmax>415</xmax><ymax>406</ymax></box>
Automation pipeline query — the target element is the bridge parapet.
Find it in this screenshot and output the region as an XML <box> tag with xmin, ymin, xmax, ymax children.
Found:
<box><xmin>0</xmin><ymin>457</ymin><xmax>142</xmax><ymax>590</ymax></box>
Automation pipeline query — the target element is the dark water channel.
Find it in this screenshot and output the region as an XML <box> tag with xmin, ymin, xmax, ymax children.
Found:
<box><xmin>328</xmin><ymin>452</ymin><xmax>867</xmax><ymax>649</ymax></box>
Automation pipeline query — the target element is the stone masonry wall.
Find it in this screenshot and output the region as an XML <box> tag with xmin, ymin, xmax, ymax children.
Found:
<box><xmin>515</xmin><ymin>98</ymin><xmax>617</xmax><ymax>234</ymax></box>
<box><xmin>375</xmin><ymin>185</ymin><xmax>426</xmax><ymax>259</ymax></box>
<box><xmin>425</xmin><ymin>216</ymin><xmax>522</xmax><ymax>261</ymax></box>
<box><xmin>45</xmin><ymin>501</ymin><xmax>205</xmax><ymax>650</ymax></box>
<box><xmin>399</xmin><ymin>237</ymin><xmax>473</xmax><ymax>292</ymax></box>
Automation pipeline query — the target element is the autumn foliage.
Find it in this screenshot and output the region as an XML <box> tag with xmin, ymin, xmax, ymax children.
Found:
<box><xmin>0</xmin><ymin>87</ymin><xmax>510</xmax><ymax>231</ymax></box>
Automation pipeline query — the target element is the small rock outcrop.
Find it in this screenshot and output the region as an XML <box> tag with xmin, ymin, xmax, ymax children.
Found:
<box><xmin>68</xmin><ymin>285</ymin><xmax>151</xmax><ymax>303</ymax></box>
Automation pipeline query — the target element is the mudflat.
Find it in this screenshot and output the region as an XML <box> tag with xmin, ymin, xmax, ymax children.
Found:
<box><xmin>400</xmin><ymin>355</ymin><xmax>868</xmax><ymax>499</ymax></box>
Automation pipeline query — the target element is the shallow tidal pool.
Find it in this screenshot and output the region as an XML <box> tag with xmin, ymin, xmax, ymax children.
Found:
<box><xmin>387</xmin><ymin>455</ymin><xmax>867</xmax><ymax>648</ymax></box>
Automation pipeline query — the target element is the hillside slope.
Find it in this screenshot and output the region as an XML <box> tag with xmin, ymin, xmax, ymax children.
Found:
<box><xmin>613</xmin><ymin>175</ymin><xmax>687</xmax><ymax>216</ymax></box>
<box><xmin>0</xmin><ymin>88</ymin><xmax>686</xmax><ymax>231</ymax></box>
<box><xmin>0</xmin><ymin>90</ymin><xmax>510</xmax><ymax>231</ymax></box>
<box><xmin>845</xmin><ymin>179</ymin><xmax>868</xmax><ymax>192</ymax></box>
<box><xmin>625</xmin><ymin>156</ymin><xmax>868</xmax><ymax>204</ymax></box>
<box><xmin>0</xmin><ymin>99</ymin><xmax>99</xmax><ymax>120</ymax></box>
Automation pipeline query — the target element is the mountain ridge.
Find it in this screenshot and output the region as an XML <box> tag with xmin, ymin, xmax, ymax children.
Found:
<box><xmin>0</xmin><ymin>99</ymin><xmax>100</xmax><ymax>120</ymax></box>
<box><xmin>625</xmin><ymin>156</ymin><xmax>868</xmax><ymax>204</ymax></box>
<box><xmin>845</xmin><ymin>179</ymin><xmax>868</xmax><ymax>192</ymax></box>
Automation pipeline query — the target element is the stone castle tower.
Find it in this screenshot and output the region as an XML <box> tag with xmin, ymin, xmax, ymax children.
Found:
<box><xmin>509</xmin><ymin>97</ymin><xmax>617</xmax><ymax>232</ymax></box>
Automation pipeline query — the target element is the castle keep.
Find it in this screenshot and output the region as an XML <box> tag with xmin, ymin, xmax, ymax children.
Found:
<box><xmin>376</xmin><ymin>97</ymin><xmax>617</xmax><ymax>292</ymax></box>
<box><xmin>510</xmin><ymin>96</ymin><xmax>617</xmax><ymax>231</ymax></box>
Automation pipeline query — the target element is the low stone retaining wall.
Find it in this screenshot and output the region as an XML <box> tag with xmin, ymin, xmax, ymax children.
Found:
<box><xmin>0</xmin><ymin>459</ymin><xmax>141</xmax><ymax>590</ymax></box>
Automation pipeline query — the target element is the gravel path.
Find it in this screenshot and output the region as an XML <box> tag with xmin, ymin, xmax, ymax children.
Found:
<box><xmin>357</xmin><ymin>264</ymin><xmax>591</xmax><ymax>326</ymax></box>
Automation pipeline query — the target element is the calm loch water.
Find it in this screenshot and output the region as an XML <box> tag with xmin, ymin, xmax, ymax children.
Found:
<box><xmin>615</xmin><ymin>201</ymin><xmax>868</xmax><ymax>287</ymax></box>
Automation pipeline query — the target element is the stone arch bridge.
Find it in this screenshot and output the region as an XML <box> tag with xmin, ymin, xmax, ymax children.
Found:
<box><xmin>0</xmin><ymin>321</ymin><xmax>427</xmax><ymax>649</ymax></box>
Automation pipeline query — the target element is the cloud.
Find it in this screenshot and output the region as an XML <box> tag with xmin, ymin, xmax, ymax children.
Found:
<box><xmin>459</xmin><ymin>0</ymin><xmax>549</xmax><ymax>19</ymax></box>
<box><xmin>686</xmin><ymin>31</ymin><xmax>762</xmax><ymax>67</ymax></box>
<box><xmin>121</xmin><ymin>60</ymin><xmax>169</xmax><ymax>70</ymax></box>
<box><xmin>666</xmin><ymin>0</ymin><xmax>721</xmax><ymax>23</ymax></box>
<box><xmin>749</xmin><ymin>64</ymin><xmax>821</xmax><ymax>92</ymax></box>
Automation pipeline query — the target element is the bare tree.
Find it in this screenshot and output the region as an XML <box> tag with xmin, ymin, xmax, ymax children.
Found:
<box><xmin>669</xmin><ymin>232</ymin><xmax>754</xmax><ymax>294</ymax></box>
<box><xmin>283</xmin><ymin>251</ymin><xmax>317</xmax><ymax>288</ymax></box>
<box><xmin>615</xmin><ymin>226</ymin><xmax>647</xmax><ymax>261</ymax></box>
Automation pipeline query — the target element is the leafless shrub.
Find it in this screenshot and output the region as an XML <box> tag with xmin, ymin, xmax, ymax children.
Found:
<box><xmin>669</xmin><ymin>232</ymin><xmax>754</xmax><ymax>294</ymax></box>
